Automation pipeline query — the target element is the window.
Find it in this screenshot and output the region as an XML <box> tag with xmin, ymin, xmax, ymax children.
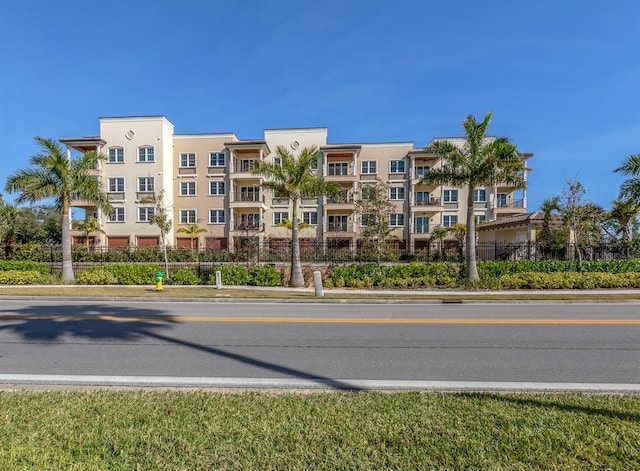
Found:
<box><xmin>138</xmin><ymin>146</ymin><xmax>154</xmax><ymax>162</ymax></box>
<box><xmin>180</xmin><ymin>153</ymin><xmax>196</xmax><ymax>167</ymax></box>
<box><xmin>361</xmin><ymin>185</ymin><xmax>375</xmax><ymax>200</ymax></box>
<box><xmin>180</xmin><ymin>210</ymin><xmax>196</xmax><ymax>224</ymax></box>
<box><xmin>108</xmin><ymin>147</ymin><xmax>124</xmax><ymax>163</ymax></box>
<box><xmin>389</xmin><ymin>213</ymin><xmax>405</xmax><ymax>227</ymax></box>
<box><xmin>475</xmin><ymin>214</ymin><xmax>487</xmax><ymax>225</ymax></box>
<box><xmin>138</xmin><ymin>207</ymin><xmax>154</xmax><ymax>222</ymax></box>
<box><xmin>328</xmin><ymin>162</ymin><xmax>349</xmax><ymax>176</ymax></box>
<box><xmin>239</xmin><ymin>159</ymin><xmax>255</xmax><ymax>172</ymax></box>
<box><xmin>361</xmin><ymin>161</ymin><xmax>377</xmax><ymax>174</ymax></box>
<box><xmin>497</xmin><ymin>193</ymin><xmax>509</xmax><ymax>207</ymax></box>
<box><xmin>209</xmin><ymin>209</ymin><xmax>225</xmax><ymax>224</ymax></box>
<box><xmin>137</xmin><ymin>177</ymin><xmax>154</xmax><ymax>192</ymax></box>
<box><xmin>443</xmin><ymin>215</ymin><xmax>458</xmax><ymax>227</ymax></box>
<box><xmin>328</xmin><ymin>215</ymin><xmax>348</xmax><ymax>231</ymax></box>
<box><xmin>209</xmin><ymin>152</ymin><xmax>225</xmax><ymax>167</ymax></box>
<box><xmin>273</xmin><ymin>212</ymin><xmax>289</xmax><ymax>225</ymax></box>
<box><xmin>361</xmin><ymin>214</ymin><xmax>375</xmax><ymax>227</ymax></box>
<box><xmin>389</xmin><ymin>187</ymin><xmax>405</xmax><ymax>200</ymax></box>
<box><xmin>443</xmin><ymin>189</ymin><xmax>458</xmax><ymax>203</ymax></box>
<box><xmin>473</xmin><ymin>189</ymin><xmax>487</xmax><ymax>202</ymax></box>
<box><xmin>239</xmin><ymin>186</ymin><xmax>260</xmax><ymax>202</ymax></box>
<box><xmin>237</xmin><ymin>213</ymin><xmax>260</xmax><ymax>229</ymax></box>
<box><xmin>414</xmin><ymin>216</ymin><xmax>429</xmax><ymax>233</ymax></box>
<box><xmin>180</xmin><ymin>181</ymin><xmax>196</xmax><ymax>196</ymax></box>
<box><xmin>108</xmin><ymin>207</ymin><xmax>125</xmax><ymax>222</ymax></box>
<box><xmin>414</xmin><ymin>191</ymin><xmax>429</xmax><ymax>205</ymax></box>
<box><xmin>415</xmin><ymin>165</ymin><xmax>429</xmax><ymax>179</ymax></box>
<box><xmin>108</xmin><ymin>177</ymin><xmax>124</xmax><ymax>192</ymax></box>
<box><xmin>390</xmin><ymin>160</ymin><xmax>405</xmax><ymax>173</ymax></box>
<box><xmin>273</xmin><ymin>157</ymin><xmax>283</xmax><ymax>167</ymax></box>
<box><xmin>209</xmin><ymin>181</ymin><xmax>225</xmax><ymax>195</ymax></box>
<box><xmin>302</xmin><ymin>211</ymin><xmax>318</xmax><ymax>225</ymax></box>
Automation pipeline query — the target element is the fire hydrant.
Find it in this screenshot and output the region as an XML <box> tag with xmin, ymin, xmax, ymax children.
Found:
<box><xmin>155</xmin><ymin>271</ymin><xmax>164</xmax><ymax>291</ymax></box>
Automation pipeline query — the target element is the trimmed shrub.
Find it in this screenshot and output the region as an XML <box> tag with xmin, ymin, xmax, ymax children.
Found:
<box><xmin>76</xmin><ymin>268</ymin><xmax>119</xmax><ymax>285</ymax></box>
<box><xmin>0</xmin><ymin>260</ymin><xmax>50</xmax><ymax>275</ymax></box>
<box><xmin>167</xmin><ymin>267</ymin><xmax>201</xmax><ymax>285</ymax></box>
<box><xmin>327</xmin><ymin>263</ymin><xmax>459</xmax><ymax>288</ymax></box>
<box><xmin>248</xmin><ymin>265</ymin><xmax>282</xmax><ymax>287</ymax></box>
<box><xmin>0</xmin><ymin>271</ymin><xmax>50</xmax><ymax>284</ymax></box>
<box><xmin>499</xmin><ymin>271</ymin><xmax>640</xmax><ymax>289</ymax></box>
<box><xmin>77</xmin><ymin>264</ymin><xmax>160</xmax><ymax>285</ymax></box>
<box><xmin>209</xmin><ymin>265</ymin><xmax>250</xmax><ymax>286</ymax></box>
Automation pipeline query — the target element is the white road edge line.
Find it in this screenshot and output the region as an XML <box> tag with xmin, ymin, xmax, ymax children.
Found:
<box><xmin>0</xmin><ymin>375</ymin><xmax>639</xmax><ymax>392</ymax></box>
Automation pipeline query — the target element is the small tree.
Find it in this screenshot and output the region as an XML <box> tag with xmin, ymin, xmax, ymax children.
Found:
<box><xmin>0</xmin><ymin>198</ymin><xmax>18</xmax><ymax>258</ymax></box>
<box><xmin>430</xmin><ymin>226</ymin><xmax>448</xmax><ymax>261</ymax></box>
<box><xmin>354</xmin><ymin>179</ymin><xmax>397</xmax><ymax>264</ymax></box>
<box><xmin>176</xmin><ymin>221</ymin><xmax>207</xmax><ymax>250</ymax></box>
<box><xmin>72</xmin><ymin>216</ymin><xmax>105</xmax><ymax>248</ymax></box>
<box><xmin>139</xmin><ymin>190</ymin><xmax>172</xmax><ymax>278</ymax></box>
<box><xmin>539</xmin><ymin>197</ymin><xmax>560</xmax><ymax>259</ymax></box>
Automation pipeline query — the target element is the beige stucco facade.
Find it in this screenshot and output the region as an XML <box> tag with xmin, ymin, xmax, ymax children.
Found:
<box><xmin>65</xmin><ymin>115</ymin><xmax>533</xmax><ymax>251</ymax></box>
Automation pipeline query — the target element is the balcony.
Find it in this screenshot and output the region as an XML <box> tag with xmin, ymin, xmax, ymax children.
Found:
<box><xmin>229</xmin><ymin>190</ymin><xmax>266</xmax><ymax>209</ymax></box>
<box><xmin>325</xmin><ymin>190</ymin><xmax>353</xmax><ymax>209</ymax></box>
<box><xmin>493</xmin><ymin>199</ymin><xmax>525</xmax><ymax>213</ymax></box>
<box><xmin>327</xmin><ymin>223</ymin><xmax>349</xmax><ymax>232</ymax></box>
<box><xmin>231</xmin><ymin>223</ymin><xmax>263</xmax><ymax>232</ymax></box>
<box><xmin>413</xmin><ymin>197</ymin><xmax>441</xmax><ymax>207</ymax></box>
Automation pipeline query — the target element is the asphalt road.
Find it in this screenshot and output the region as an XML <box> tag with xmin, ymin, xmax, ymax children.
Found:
<box><xmin>0</xmin><ymin>299</ymin><xmax>639</xmax><ymax>390</ymax></box>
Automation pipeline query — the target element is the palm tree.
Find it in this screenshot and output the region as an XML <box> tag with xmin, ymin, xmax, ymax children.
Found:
<box><xmin>607</xmin><ymin>198</ymin><xmax>639</xmax><ymax>243</ymax></box>
<box><xmin>0</xmin><ymin>201</ymin><xmax>18</xmax><ymax>258</ymax></box>
<box><xmin>176</xmin><ymin>222</ymin><xmax>207</xmax><ymax>250</ymax></box>
<box><xmin>252</xmin><ymin>145</ymin><xmax>341</xmax><ymax>287</ymax></box>
<box><xmin>539</xmin><ymin>196</ymin><xmax>560</xmax><ymax>258</ymax></box>
<box><xmin>72</xmin><ymin>216</ymin><xmax>105</xmax><ymax>248</ymax></box>
<box><xmin>614</xmin><ymin>153</ymin><xmax>640</xmax><ymax>202</ymax></box>
<box><xmin>430</xmin><ymin>226</ymin><xmax>448</xmax><ymax>261</ymax></box>
<box><xmin>5</xmin><ymin>137</ymin><xmax>111</xmax><ymax>282</ymax></box>
<box><xmin>421</xmin><ymin>112</ymin><xmax>525</xmax><ymax>281</ymax></box>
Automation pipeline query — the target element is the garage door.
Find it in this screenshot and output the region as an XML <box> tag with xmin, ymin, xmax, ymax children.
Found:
<box><xmin>137</xmin><ymin>236</ymin><xmax>160</xmax><ymax>247</ymax></box>
<box><xmin>108</xmin><ymin>236</ymin><xmax>129</xmax><ymax>248</ymax></box>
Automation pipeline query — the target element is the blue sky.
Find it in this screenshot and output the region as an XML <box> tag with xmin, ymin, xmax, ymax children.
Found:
<box><xmin>1</xmin><ymin>0</ymin><xmax>638</xmax><ymax>211</ymax></box>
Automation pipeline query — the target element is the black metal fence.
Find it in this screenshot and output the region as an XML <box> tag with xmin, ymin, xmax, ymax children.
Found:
<box><xmin>2</xmin><ymin>240</ymin><xmax>640</xmax><ymax>265</ymax></box>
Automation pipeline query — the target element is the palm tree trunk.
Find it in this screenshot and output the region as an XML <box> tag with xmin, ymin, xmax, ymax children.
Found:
<box><xmin>61</xmin><ymin>199</ymin><xmax>74</xmax><ymax>283</ymax></box>
<box><xmin>465</xmin><ymin>188</ymin><xmax>479</xmax><ymax>281</ymax></box>
<box><xmin>290</xmin><ymin>197</ymin><xmax>304</xmax><ymax>287</ymax></box>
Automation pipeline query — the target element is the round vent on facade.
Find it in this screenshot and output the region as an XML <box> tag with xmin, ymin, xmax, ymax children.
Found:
<box><xmin>125</xmin><ymin>129</ymin><xmax>136</xmax><ymax>140</ymax></box>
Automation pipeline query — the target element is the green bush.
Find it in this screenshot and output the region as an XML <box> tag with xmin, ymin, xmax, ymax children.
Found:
<box><xmin>0</xmin><ymin>270</ymin><xmax>50</xmax><ymax>284</ymax></box>
<box><xmin>327</xmin><ymin>263</ymin><xmax>459</xmax><ymax>288</ymax></box>
<box><xmin>499</xmin><ymin>272</ymin><xmax>640</xmax><ymax>289</ymax></box>
<box><xmin>248</xmin><ymin>265</ymin><xmax>282</xmax><ymax>287</ymax></box>
<box><xmin>76</xmin><ymin>268</ymin><xmax>119</xmax><ymax>285</ymax></box>
<box><xmin>0</xmin><ymin>260</ymin><xmax>50</xmax><ymax>274</ymax></box>
<box><xmin>77</xmin><ymin>264</ymin><xmax>160</xmax><ymax>285</ymax></box>
<box><xmin>209</xmin><ymin>265</ymin><xmax>250</xmax><ymax>286</ymax></box>
<box><xmin>167</xmin><ymin>267</ymin><xmax>201</xmax><ymax>285</ymax></box>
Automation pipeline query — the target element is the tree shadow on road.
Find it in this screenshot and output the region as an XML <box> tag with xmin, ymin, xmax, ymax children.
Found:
<box><xmin>0</xmin><ymin>303</ymin><xmax>364</xmax><ymax>391</ymax></box>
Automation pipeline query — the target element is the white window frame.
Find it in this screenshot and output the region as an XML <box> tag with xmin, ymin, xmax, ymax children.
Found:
<box><xmin>108</xmin><ymin>147</ymin><xmax>124</xmax><ymax>163</ymax></box>
<box><xmin>138</xmin><ymin>207</ymin><xmax>154</xmax><ymax>223</ymax></box>
<box><xmin>137</xmin><ymin>177</ymin><xmax>154</xmax><ymax>192</ymax></box>
<box><xmin>328</xmin><ymin>215</ymin><xmax>348</xmax><ymax>231</ymax></box>
<box><xmin>389</xmin><ymin>160</ymin><xmax>406</xmax><ymax>174</ymax></box>
<box><xmin>473</xmin><ymin>189</ymin><xmax>487</xmax><ymax>203</ymax></box>
<box><xmin>108</xmin><ymin>207</ymin><xmax>125</xmax><ymax>223</ymax></box>
<box><xmin>328</xmin><ymin>162</ymin><xmax>349</xmax><ymax>176</ymax></box>
<box><xmin>180</xmin><ymin>153</ymin><xmax>196</xmax><ymax>167</ymax></box>
<box><xmin>414</xmin><ymin>216</ymin><xmax>429</xmax><ymax>233</ymax></box>
<box><xmin>180</xmin><ymin>210</ymin><xmax>197</xmax><ymax>224</ymax></box>
<box><xmin>273</xmin><ymin>212</ymin><xmax>289</xmax><ymax>225</ymax></box>
<box><xmin>209</xmin><ymin>181</ymin><xmax>225</xmax><ymax>196</ymax></box>
<box><xmin>108</xmin><ymin>177</ymin><xmax>124</xmax><ymax>193</ymax></box>
<box><xmin>475</xmin><ymin>214</ymin><xmax>487</xmax><ymax>225</ymax></box>
<box><xmin>361</xmin><ymin>160</ymin><xmax>377</xmax><ymax>174</ymax></box>
<box><xmin>443</xmin><ymin>189</ymin><xmax>458</xmax><ymax>203</ymax></box>
<box><xmin>180</xmin><ymin>181</ymin><xmax>197</xmax><ymax>196</ymax></box>
<box><xmin>137</xmin><ymin>146</ymin><xmax>155</xmax><ymax>162</ymax></box>
<box><xmin>209</xmin><ymin>152</ymin><xmax>226</xmax><ymax>167</ymax></box>
<box><xmin>389</xmin><ymin>213</ymin><xmax>405</xmax><ymax>227</ymax></box>
<box><xmin>389</xmin><ymin>187</ymin><xmax>405</xmax><ymax>200</ymax></box>
<box><xmin>443</xmin><ymin>215</ymin><xmax>458</xmax><ymax>227</ymax></box>
<box><xmin>302</xmin><ymin>211</ymin><xmax>318</xmax><ymax>225</ymax></box>
<box><xmin>415</xmin><ymin>165</ymin><xmax>430</xmax><ymax>179</ymax></box>
<box><xmin>209</xmin><ymin>209</ymin><xmax>225</xmax><ymax>224</ymax></box>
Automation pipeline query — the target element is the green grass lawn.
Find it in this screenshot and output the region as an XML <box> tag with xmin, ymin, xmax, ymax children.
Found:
<box><xmin>0</xmin><ymin>391</ymin><xmax>638</xmax><ymax>470</ymax></box>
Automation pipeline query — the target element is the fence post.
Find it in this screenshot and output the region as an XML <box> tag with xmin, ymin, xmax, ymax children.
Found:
<box><xmin>313</xmin><ymin>270</ymin><xmax>323</xmax><ymax>297</ymax></box>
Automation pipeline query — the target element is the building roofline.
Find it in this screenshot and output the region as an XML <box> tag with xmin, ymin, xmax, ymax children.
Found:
<box><xmin>264</xmin><ymin>127</ymin><xmax>328</xmax><ymax>132</ymax></box>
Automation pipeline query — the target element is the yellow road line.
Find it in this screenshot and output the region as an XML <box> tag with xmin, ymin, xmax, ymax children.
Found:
<box><xmin>0</xmin><ymin>315</ymin><xmax>639</xmax><ymax>325</ymax></box>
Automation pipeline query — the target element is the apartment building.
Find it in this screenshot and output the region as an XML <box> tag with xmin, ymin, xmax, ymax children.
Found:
<box><xmin>62</xmin><ymin>115</ymin><xmax>532</xmax><ymax>252</ymax></box>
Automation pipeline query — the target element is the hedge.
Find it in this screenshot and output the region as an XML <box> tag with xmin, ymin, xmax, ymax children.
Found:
<box><xmin>0</xmin><ymin>271</ymin><xmax>51</xmax><ymax>284</ymax></box>
<box><xmin>0</xmin><ymin>260</ymin><xmax>50</xmax><ymax>275</ymax></box>
<box><xmin>499</xmin><ymin>272</ymin><xmax>640</xmax><ymax>289</ymax></box>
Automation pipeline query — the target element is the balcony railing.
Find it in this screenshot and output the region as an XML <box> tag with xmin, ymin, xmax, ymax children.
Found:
<box><xmin>233</xmin><ymin>223</ymin><xmax>263</xmax><ymax>231</ymax></box>
<box><xmin>235</xmin><ymin>193</ymin><xmax>262</xmax><ymax>202</ymax></box>
<box><xmin>327</xmin><ymin>223</ymin><xmax>349</xmax><ymax>232</ymax></box>
<box><xmin>495</xmin><ymin>199</ymin><xmax>524</xmax><ymax>209</ymax></box>
<box><xmin>414</xmin><ymin>197</ymin><xmax>441</xmax><ymax>207</ymax></box>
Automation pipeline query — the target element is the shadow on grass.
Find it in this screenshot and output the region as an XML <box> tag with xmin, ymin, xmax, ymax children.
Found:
<box><xmin>0</xmin><ymin>303</ymin><xmax>363</xmax><ymax>391</ymax></box>
<box><xmin>471</xmin><ymin>392</ymin><xmax>640</xmax><ymax>423</ymax></box>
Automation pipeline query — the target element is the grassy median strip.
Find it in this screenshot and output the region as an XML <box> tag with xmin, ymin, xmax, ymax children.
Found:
<box><xmin>0</xmin><ymin>391</ymin><xmax>638</xmax><ymax>469</ymax></box>
<box><xmin>2</xmin><ymin>285</ymin><xmax>640</xmax><ymax>302</ymax></box>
